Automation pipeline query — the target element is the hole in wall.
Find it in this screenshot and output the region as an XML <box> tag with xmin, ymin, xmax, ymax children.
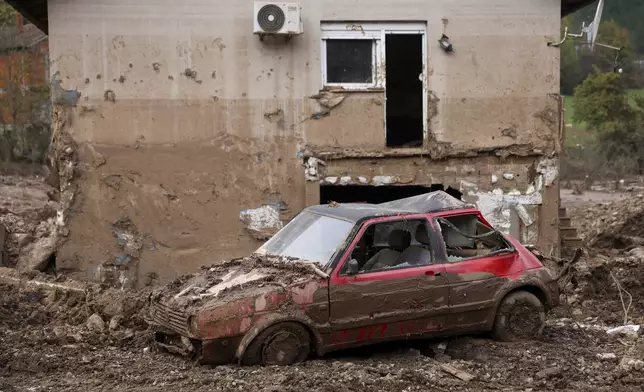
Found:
<box><xmin>320</xmin><ymin>184</ymin><xmax>462</xmax><ymax>205</ymax></box>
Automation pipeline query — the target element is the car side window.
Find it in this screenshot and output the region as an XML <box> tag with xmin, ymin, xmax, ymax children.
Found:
<box><xmin>340</xmin><ymin>218</ymin><xmax>433</xmax><ymax>275</ymax></box>
<box><xmin>437</xmin><ymin>214</ymin><xmax>513</xmax><ymax>263</ymax></box>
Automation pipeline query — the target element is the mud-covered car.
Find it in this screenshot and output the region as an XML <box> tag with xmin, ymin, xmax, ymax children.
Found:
<box><xmin>147</xmin><ymin>191</ymin><xmax>559</xmax><ymax>366</ymax></box>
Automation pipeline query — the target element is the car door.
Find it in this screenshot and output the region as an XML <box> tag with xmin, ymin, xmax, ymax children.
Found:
<box><xmin>431</xmin><ymin>210</ymin><xmax>525</xmax><ymax>332</ymax></box>
<box><xmin>326</xmin><ymin>215</ymin><xmax>450</xmax><ymax>349</ymax></box>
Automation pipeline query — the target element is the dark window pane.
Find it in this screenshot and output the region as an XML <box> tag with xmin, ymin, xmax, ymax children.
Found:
<box><xmin>326</xmin><ymin>39</ymin><xmax>373</xmax><ymax>84</ymax></box>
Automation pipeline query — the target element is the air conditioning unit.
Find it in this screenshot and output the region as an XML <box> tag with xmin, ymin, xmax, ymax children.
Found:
<box><xmin>253</xmin><ymin>2</ymin><xmax>303</xmax><ymax>36</ymax></box>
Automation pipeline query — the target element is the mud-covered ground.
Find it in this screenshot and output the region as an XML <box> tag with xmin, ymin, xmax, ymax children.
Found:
<box><xmin>3</xmin><ymin>195</ymin><xmax>644</xmax><ymax>391</ymax></box>
<box><xmin>3</xmin><ymin>261</ymin><xmax>644</xmax><ymax>392</ymax></box>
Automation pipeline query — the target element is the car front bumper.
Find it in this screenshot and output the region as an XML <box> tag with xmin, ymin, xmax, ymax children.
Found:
<box><xmin>153</xmin><ymin>330</ymin><xmax>242</xmax><ymax>365</ymax></box>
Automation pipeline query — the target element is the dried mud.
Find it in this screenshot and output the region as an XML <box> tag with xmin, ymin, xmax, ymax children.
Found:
<box><xmin>152</xmin><ymin>254</ymin><xmax>324</xmax><ymax>307</ymax></box>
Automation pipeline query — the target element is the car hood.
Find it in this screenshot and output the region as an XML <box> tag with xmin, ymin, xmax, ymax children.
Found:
<box><xmin>150</xmin><ymin>255</ymin><xmax>327</xmax><ymax>309</ymax></box>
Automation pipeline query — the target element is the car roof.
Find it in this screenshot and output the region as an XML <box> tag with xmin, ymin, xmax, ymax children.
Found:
<box><xmin>306</xmin><ymin>191</ymin><xmax>474</xmax><ymax>223</ymax></box>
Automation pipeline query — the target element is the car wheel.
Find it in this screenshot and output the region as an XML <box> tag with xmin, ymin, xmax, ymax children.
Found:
<box><xmin>492</xmin><ymin>291</ymin><xmax>545</xmax><ymax>342</ymax></box>
<box><xmin>242</xmin><ymin>322</ymin><xmax>311</xmax><ymax>366</ymax></box>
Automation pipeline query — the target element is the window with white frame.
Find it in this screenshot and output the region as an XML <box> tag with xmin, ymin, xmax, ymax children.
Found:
<box><xmin>321</xmin><ymin>23</ymin><xmax>383</xmax><ymax>89</ymax></box>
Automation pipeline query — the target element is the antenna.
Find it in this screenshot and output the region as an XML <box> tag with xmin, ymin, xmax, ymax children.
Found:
<box><xmin>546</xmin><ymin>0</ymin><xmax>623</xmax><ymax>72</ymax></box>
<box><xmin>589</xmin><ymin>0</ymin><xmax>605</xmax><ymax>48</ymax></box>
<box><xmin>548</xmin><ymin>0</ymin><xmax>620</xmax><ymax>52</ymax></box>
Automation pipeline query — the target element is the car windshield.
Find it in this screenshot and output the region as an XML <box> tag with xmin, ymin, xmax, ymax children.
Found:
<box><xmin>256</xmin><ymin>211</ymin><xmax>354</xmax><ymax>266</ymax></box>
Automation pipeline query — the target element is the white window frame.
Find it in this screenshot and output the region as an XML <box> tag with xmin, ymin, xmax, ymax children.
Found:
<box><xmin>320</xmin><ymin>27</ymin><xmax>383</xmax><ymax>90</ymax></box>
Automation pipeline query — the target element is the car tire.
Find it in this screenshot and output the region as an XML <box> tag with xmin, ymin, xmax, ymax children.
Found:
<box><xmin>242</xmin><ymin>322</ymin><xmax>311</xmax><ymax>366</ymax></box>
<box><xmin>492</xmin><ymin>291</ymin><xmax>545</xmax><ymax>342</ymax></box>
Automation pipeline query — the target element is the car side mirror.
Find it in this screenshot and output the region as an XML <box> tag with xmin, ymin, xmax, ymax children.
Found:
<box><xmin>347</xmin><ymin>259</ymin><xmax>359</xmax><ymax>275</ymax></box>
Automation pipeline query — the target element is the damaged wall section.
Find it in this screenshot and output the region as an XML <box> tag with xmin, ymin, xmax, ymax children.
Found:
<box><xmin>310</xmin><ymin>155</ymin><xmax>560</xmax><ymax>256</ymax></box>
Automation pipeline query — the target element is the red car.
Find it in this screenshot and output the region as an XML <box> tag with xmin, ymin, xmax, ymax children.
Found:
<box><xmin>147</xmin><ymin>191</ymin><xmax>559</xmax><ymax>366</ymax></box>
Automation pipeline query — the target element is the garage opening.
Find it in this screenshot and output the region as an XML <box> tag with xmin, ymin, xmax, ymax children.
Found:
<box><xmin>385</xmin><ymin>34</ymin><xmax>424</xmax><ymax>148</ymax></box>
<box><xmin>320</xmin><ymin>184</ymin><xmax>462</xmax><ymax>205</ymax></box>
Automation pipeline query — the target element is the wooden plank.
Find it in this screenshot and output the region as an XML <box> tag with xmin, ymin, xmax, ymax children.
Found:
<box><xmin>439</xmin><ymin>363</ymin><xmax>476</xmax><ymax>382</ymax></box>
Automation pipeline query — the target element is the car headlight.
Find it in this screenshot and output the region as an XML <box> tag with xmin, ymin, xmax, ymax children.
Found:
<box><xmin>187</xmin><ymin>315</ymin><xmax>199</xmax><ymax>334</ymax></box>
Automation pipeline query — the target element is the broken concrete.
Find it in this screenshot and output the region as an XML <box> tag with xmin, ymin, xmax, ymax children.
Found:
<box><xmin>304</xmin><ymin>157</ymin><xmax>326</xmax><ymax>182</ymax></box>
<box><xmin>239</xmin><ymin>205</ymin><xmax>283</xmax><ymax>241</ymax></box>
<box><xmin>0</xmin><ymin>175</ymin><xmax>59</xmax><ymax>271</ymax></box>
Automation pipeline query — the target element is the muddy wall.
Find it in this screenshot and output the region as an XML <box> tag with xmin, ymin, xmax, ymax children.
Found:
<box><xmin>46</xmin><ymin>0</ymin><xmax>561</xmax><ymax>286</ymax></box>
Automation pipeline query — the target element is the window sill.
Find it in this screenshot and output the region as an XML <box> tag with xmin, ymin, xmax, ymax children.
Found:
<box><xmin>322</xmin><ymin>86</ymin><xmax>385</xmax><ymax>93</ymax></box>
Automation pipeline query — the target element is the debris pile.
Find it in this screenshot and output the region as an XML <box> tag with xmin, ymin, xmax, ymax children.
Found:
<box><xmin>0</xmin><ymin>175</ymin><xmax>59</xmax><ymax>271</ymax></box>
<box><xmin>563</xmin><ymin>195</ymin><xmax>644</xmax><ymax>326</ymax></box>
<box><xmin>569</xmin><ymin>194</ymin><xmax>644</xmax><ymax>248</ymax></box>
<box><xmin>0</xmin><ymin>267</ymin><xmax>151</xmax><ymax>350</ymax></box>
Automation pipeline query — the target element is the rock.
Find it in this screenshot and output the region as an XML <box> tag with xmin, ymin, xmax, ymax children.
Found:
<box><xmin>116</xmin><ymin>329</ymin><xmax>135</xmax><ymax>341</ymax></box>
<box><xmin>86</xmin><ymin>313</ymin><xmax>105</xmax><ymax>332</ymax></box>
<box><xmin>626</xmin><ymin>247</ymin><xmax>644</xmax><ymax>260</ymax></box>
<box><xmin>596</xmin><ymin>353</ymin><xmax>617</xmax><ymax>361</ymax></box>
<box><xmin>0</xmin><ymin>176</ymin><xmax>60</xmax><ymax>269</ymax></box>
<box><xmin>239</xmin><ymin>205</ymin><xmax>283</xmax><ymax>241</ymax></box>
<box><xmin>52</xmin><ymin>326</ymin><xmax>67</xmax><ymax>341</ymax></box>
<box><xmin>15</xmin><ymin>228</ymin><xmax>58</xmax><ymax>272</ymax></box>
<box><xmin>43</xmin><ymin>290</ymin><xmax>59</xmax><ymax>307</ymax></box>
<box><xmin>606</xmin><ymin>325</ymin><xmax>640</xmax><ymax>339</ymax></box>
<box><xmin>566</xmin><ymin>294</ymin><xmax>579</xmax><ymax>305</ymax></box>
<box><xmin>143</xmin><ymin>347</ymin><xmax>150</xmax><ymax>354</ymax></box>
<box><xmin>619</xmin><ymin>358</ymin><xmax>644</xmax><ymax>372</ymax></box>
<box><xmin>536</xmin><ymin>367</ymin><xmax>561</xmax><ymax>379</ymax></box>
<box><xmin>109</xmin><ymin>315</ymin><xmax>122</xmax><ymax>331</ymax></box>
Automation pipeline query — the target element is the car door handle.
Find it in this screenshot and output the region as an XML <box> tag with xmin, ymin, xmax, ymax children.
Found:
<box><xmin>425</xmin><ymin>270</ymin><xmax>441</xmax><ymax>277</ymax></box>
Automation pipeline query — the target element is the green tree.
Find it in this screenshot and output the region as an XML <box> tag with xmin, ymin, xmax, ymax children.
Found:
<box><xmin>595</xmin><ymin>19</ymin><xmax>632</xmax><ymax>72</ymax></box>
<box><xmin>600</xmin><ymin>0</ymin><xmax>644</xmax><ymax>54</ymax></box>
<box><xmin>0</xmin><ymin>1</ymin><xmax>16</xmax><ymax>26</ymax></box>
<box><xmin>572</xmin><ymin>70</ymin><xmax>644</xmax><ymax>175</ymax></box>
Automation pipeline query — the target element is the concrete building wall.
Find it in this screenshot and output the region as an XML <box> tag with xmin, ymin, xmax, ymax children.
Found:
<box><xmin>47</xmin><ymin>0</ymin><xmax>562</xmax><ymax>287</ymax></box>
